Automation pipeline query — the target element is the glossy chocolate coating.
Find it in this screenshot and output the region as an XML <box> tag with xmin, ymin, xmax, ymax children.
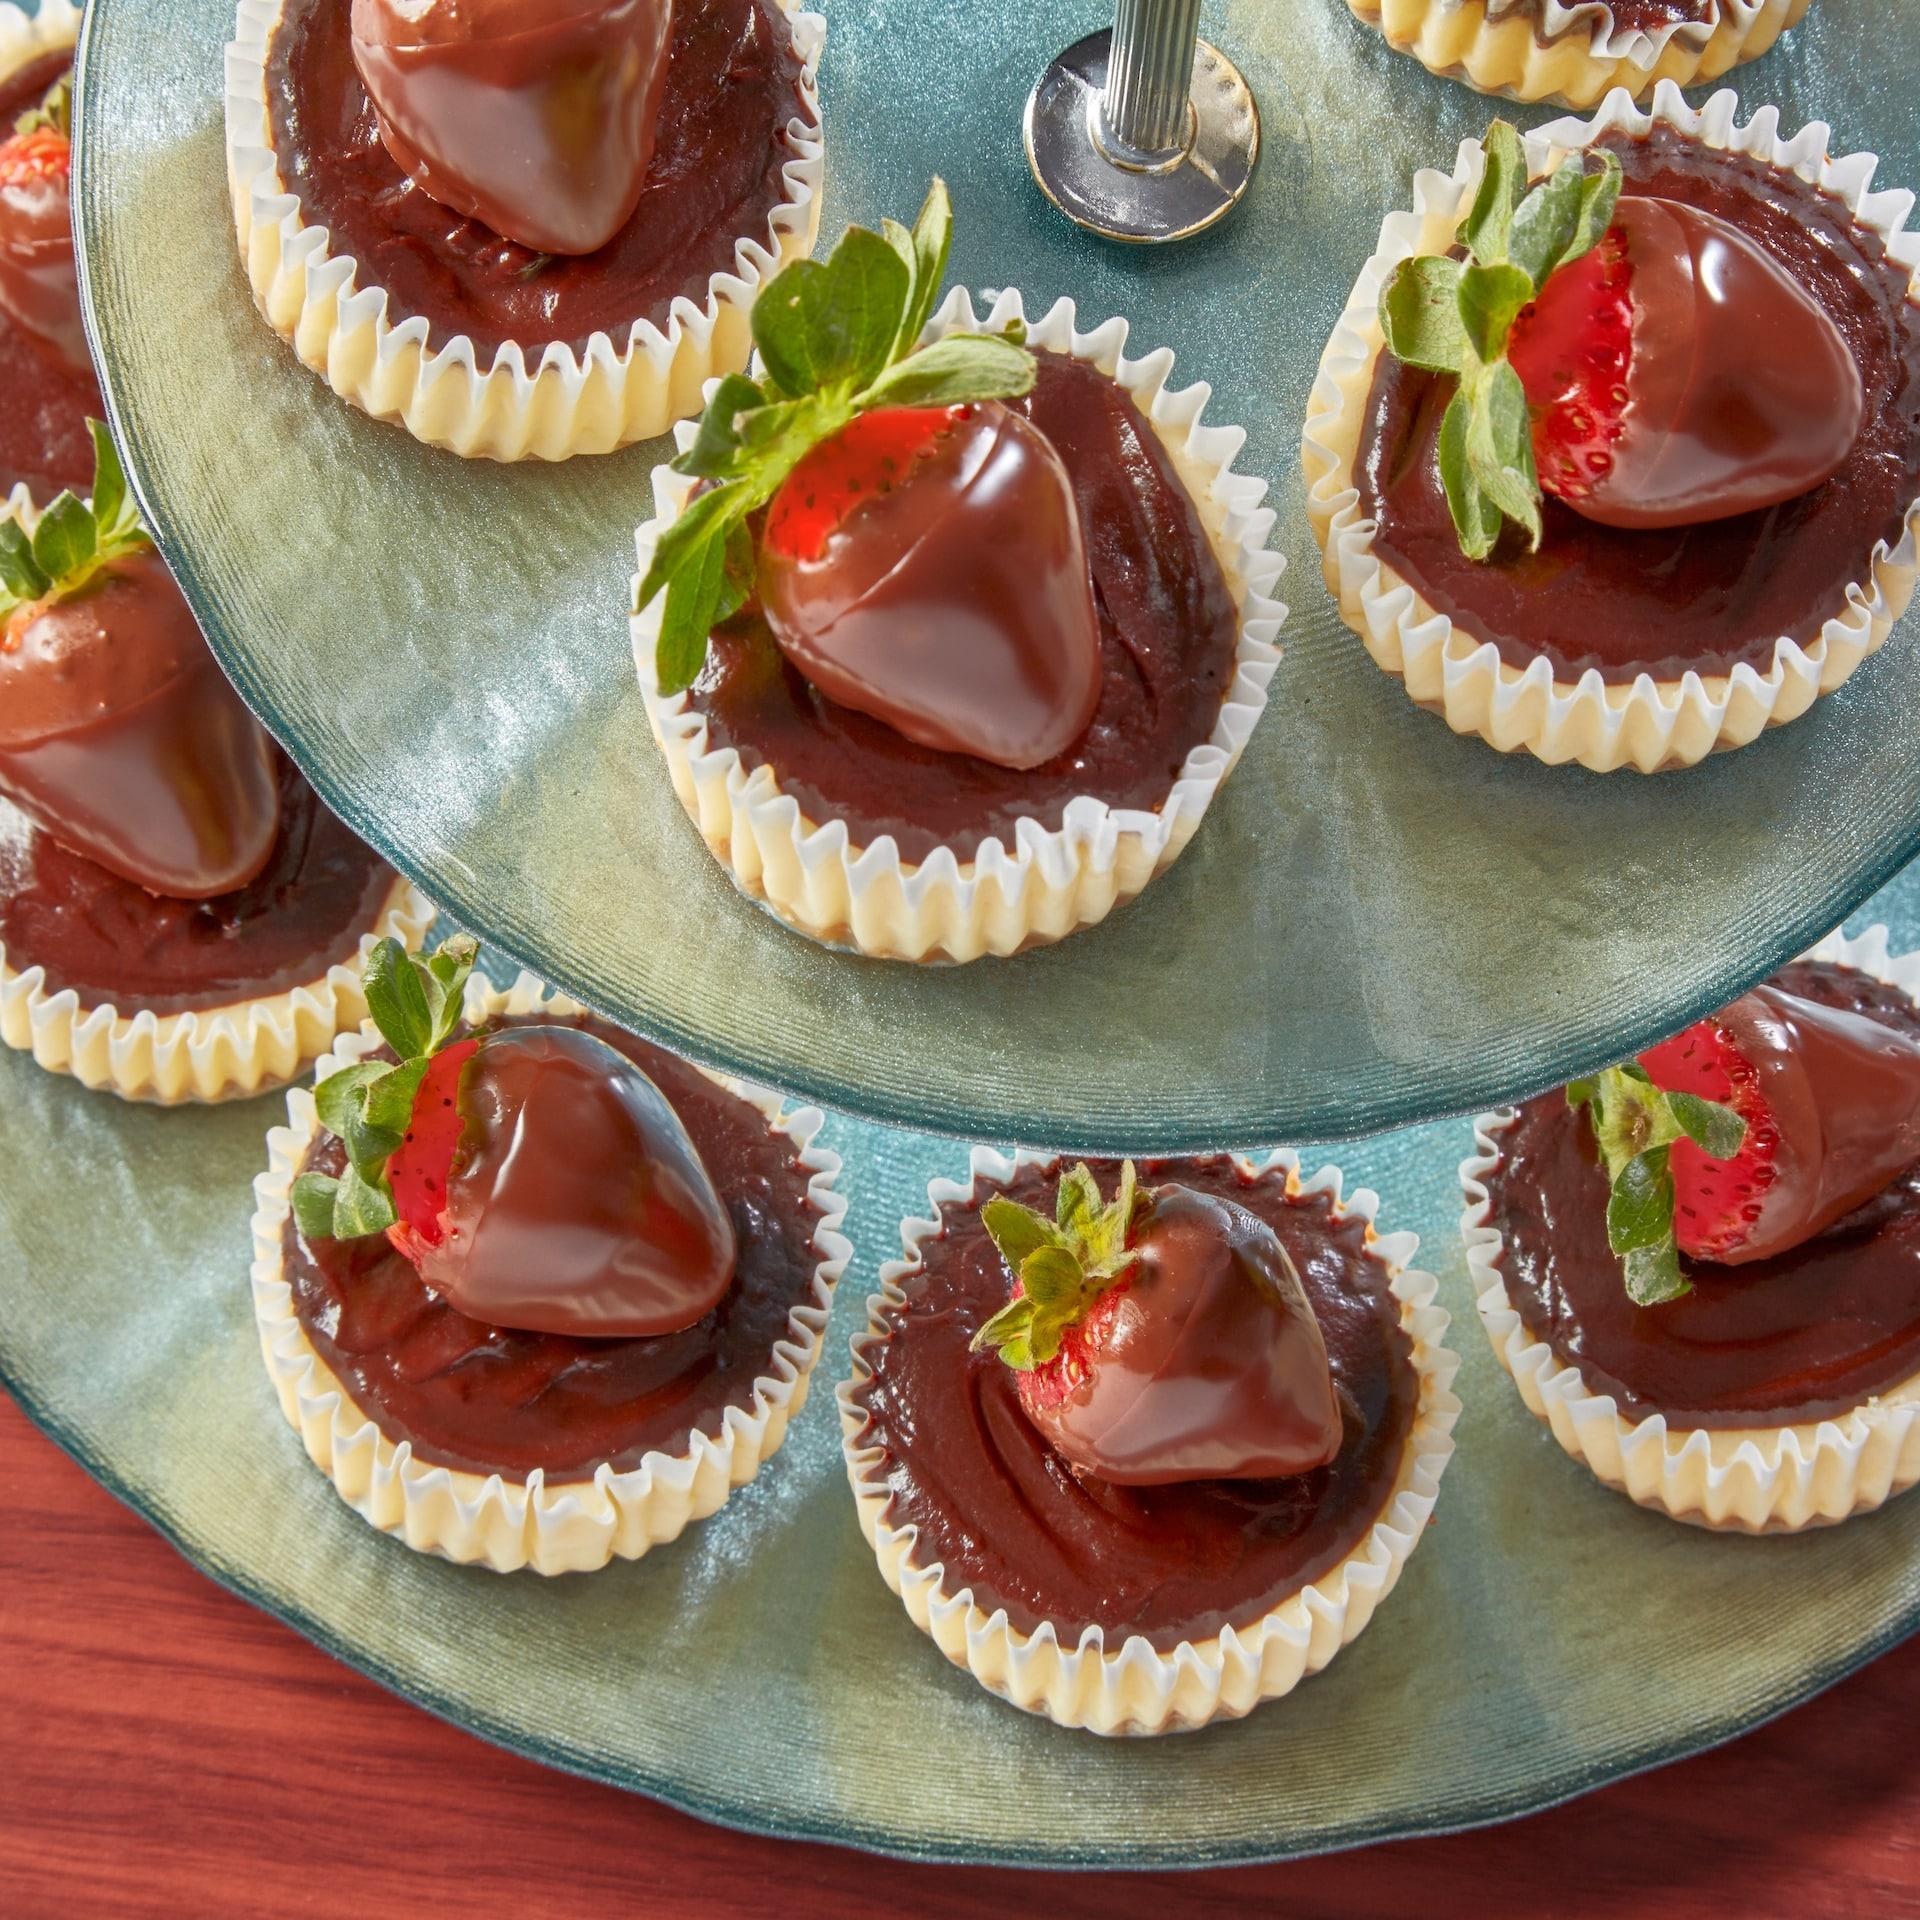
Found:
<box><xmin>1023</xmin><ymin>1185</ymin><xmax>1342</xmax><ymax>1485</ymax></box>
<box><xmin>270</xmin><ymin>0</ymin><xmax>803</xmax><ymax>358</ymax></box>
<box><xmin>287</xmin><ymin>1012</ymin><xmax>824</xmax><ymax>1481</ymax></box>
<box><xmin>693</xmin><ymin>353</ymin><xmax>1241</xmax><ymax>863</ymax></box>
<box><xmin>0</xmin><ymin>54</ymin><xmax>98</xmax><ymax>499</ymax></box>
<box><xmin>415</xmin><ymin>1025</ymin><xmax>738</xmax><ymax>1337</ymax></box>
<box><xmin>0</xmin><ymin>118</ymin><xmax>85</xmax><ymax>373</ymax></box>
<box><xmin>1486</xmin><ymin>961</ymin><xmax>1920</xmax><ymax>1425</ymax></box>
<box><xmin>350</xmin><ymin>0</ymin><xmax>672</xmax><ymax>256</ymax></box>
<box><xmin>852</xmin><ymin>1159</ymin><xmax>1417</xmax><ymax>1651</ymax></box>
<box><xmin>0</xmin><ymin>549</ymin><xmax>280</xmax><ymax>899</ymax></box>
<box><xmin>759</xmin><ymin>404</ymin><xmax>1101</xmax><ymax>771</ymax></box>
<box><xmin>0</xmin><ymin>758</ymin><xmax>394</xmax><ymax>1015</ymax></box>
<box><xmin>1357</xmin><ymin>128</ymin><xmax>1920</xmax><ymax>683</ymax></box>
<box><xmin>1563</xmin><ymin>197</ymin><xmax>1863</xmax><ymax>529</ymax></box>
<box><xmin>1655</xmin><ymin>983</ymin><xmax>1920</xmax><ymax>1264</ymax></box>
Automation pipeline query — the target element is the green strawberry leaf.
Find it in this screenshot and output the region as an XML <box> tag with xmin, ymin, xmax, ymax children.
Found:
<box><xmin>1464</xmin><ymin>120</ymin><xmax>1526</xmax><ymax>266</ymax></box>
<box><xmin>1437</xmin><ymin>387</ymin><xmax>1501</xmax><ymax>562</ymax></box>
<box><xmin>1624</xmin><ymin>1241</ymin><xmax>1688</xmax><ymax>1307</ymax></box>
<box><xmin>857</xmin><ymin>333</ymin><xmax>1035</xmax><ymax>411</ymax></box>
<box><xmin>1667</xmin><ymin>1090</ymin><xmax>1747</xmax><ymax>1162</ymax></box>
<box><xmin>1456</xmin><ymin>261</ymin><xmax>1534</xmax><ymax>365</ymax></box>
<box><xmin>1378</xmin><ymin>254</ymin><xmax>1467</xmax><ymax>374</ymax></box>
<box><xmin>88</xmin><ymin>421</ymin><xmax>133</xmax><ymax>544</ymax></box>
<box><xmin>1055</xmin><ymin>1162</ymin><xmax>1101</xmax><ymax>1235</ymax></box>
<box><xmin>1567</xmin><ymin>152</ymin><xmax>1623</xmax><ymax>266</ymax></box>
<box><xmin>422</xmin><ymin>934</ymin><xmax>479</xmax><ymax>1053</ymax></box>
<box><xmin>635</xmin><ymin>181</ymin><xmax>1034</xmax><ymax>696</ymax></box>
<box><xmin>363</xmin><ymin>937</ymin><xmax>435</xmax><ymax>1060</ymax></box>
<box><xmin>333</xmin><ymin>1160</ymin><xmax>397</xmax><ymax>1239</ymax></box>
<box><xmin>1605</xmin><ymin>1145</ymin><xmax>1674</xmax><ymax>1254</ymax></box>
<box><xmin>981</xmin><ymin>1194</ymin><xmax>1062</xmax><ymax>1270</ymax></box>
<box><xmin>1505</xmin><ymin>156</ymin><xmax>1585</xmax><ymax>293</ymax></box>
<box><xmin>30</xmin><ymin>493</ymin><xmax>97</xmax><ymax>584</ymax></box>
<box><xmin>17</xmin><ymin>73</ymin><xmax>70</xmax><ymax>139</ymax></box>
<box><xmin>1464</xmin><ymin>360</ymin><xmax>1542</xmax><ymax>549</ymax></box>
<box><xmin>0</xmin><ymin>519</ymin><xmax>49</xmax><ymax>605</ymax></box>
<box><xmin>313</xmin><ymin>1060</ymin><xmax>393</xmax><ymax>1144</ymax></box>
<box><xmin>363</xmin><ymin>1054</ymin><xmax>432</xmax><ymax>1138</ymax></box>
<box><xmin>1019</xmin><ymin>1244</ymin><xmax>1085</xmax><ymax>1309</ymax></box>
<box><xmin>290</xmin><ymin>1173</ymin><xmax>341</xmax><ymax>1243</ymax></box>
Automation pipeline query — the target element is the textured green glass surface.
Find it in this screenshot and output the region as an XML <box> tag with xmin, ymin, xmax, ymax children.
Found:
<box><xmin>67</xmin><ymin>0</ymin><xmax>1920</xmax><ymax>1151</ymax></box>
<box><xmin>3</xmin><ymin>872</ymin><xmax>1919</xmax><ymax>1867</ymax></box>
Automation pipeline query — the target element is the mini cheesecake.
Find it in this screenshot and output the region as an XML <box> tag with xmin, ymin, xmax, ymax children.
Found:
<box><xmin>634</xmin><ymin>186</ymin><xmax>1282</xmax><ymax>964</ymax></box>
<box><xmin>225</xmin><ymin>0</ymin><xmax>824</xmax><ymax>459</ymax></box>
<box><xmin>252</xmin><ymin>959</ymin><xmax>849</xmax><ymax>1574</ymax></box>
<box><xmin>838</xmin><ymin>1149</ymin><xmax>1457</xmax><ymax>1734</ymax></box>
<box><xmin>1463</xmin><ymin>931</ymin><xmax>1920</xmax><ymax>1530</ymax></box>
<box><xmin>1345</xmin><ymin>0</ymin><xmax>1808</xmax><ymax>110</ymax></box>
<box><xmin>0</xmin><ymin>2</ymin><xmax>98</xmax><ymax>501</ymax></box>
<box><xmin>1305</xmin><ymin>85</ymin><xmax>1920</xmax><ymax>772</ymax></box>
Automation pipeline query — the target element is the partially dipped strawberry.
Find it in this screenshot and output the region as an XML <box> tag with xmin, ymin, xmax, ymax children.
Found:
<box><xmin>350</xmin><ymin>0</ymin><xmax>673</xmax><ymax>255</ymax></box>
<box><xmin>971</xmin><ymin>1162</ymin><xmax>1342</xmax><ymax>1486</ymax></box>
<box><xmin>0</xmin><ymin>75</ymin><xmax>86</xmax><ymax>372</ymax></box>
<box><xmin>1569</xmin><ymin>983</ymin><xmax>1920</xmax><ymax>1301</ymax></box>
<box><xmin>757</xmin><ymin>400</ymin><xmax>1101</xmax><ymax>770</ymax></box>
<box><xmin>0</xmin><ymin>424</ymin><xmax>280</xmax><ymax>898</ymax></box>
<box><xmin>1378</xmin><ymin>119</ymin><xmax>1866</xmax><ymax>560</ymax></box>
<box><xmin>293</xmin><ymin>939</ymin><xmax>738</xmax><ymax>1340</ymax></box>
<box><xmin>1505</xmin><ymin>196</ymin><xmax>1863</xmax><ymax>529</ymax></box>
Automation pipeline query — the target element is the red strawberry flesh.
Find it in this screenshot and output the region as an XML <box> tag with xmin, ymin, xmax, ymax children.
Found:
<box><xmin>757</xmin><ymin>398</ymin><xmax>1102</xmax><ymax>771</ymax></box>
<box><xmin>385</xmin><ymin>1034</ymin><xmax>480</xmax><ymax>1260</ymax></box>
<box><xmin>1639</xmin><ymin>984</ymin><xmax>1920</xmax><ymax>1265</ymax></box>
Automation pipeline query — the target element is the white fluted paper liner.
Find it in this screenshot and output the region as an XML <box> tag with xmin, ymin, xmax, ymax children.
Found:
<box><xmin>634</xmin><ymin>290</ymin><xmax>1285</xmax><ymax>963</ymax></box>
<box><xmin>1345</xmin><ymin>0</ymin><xmax>1806</xmax><ymax>108</ymax></box>
<box><xmin>1462</xmin><ymin>923</ymin><xmax>1920</xmax><ymax>1532</ymax></box>
<box><xmin>224</xmin><ymin>0</ymin><xmax>824</xmax><ymax>461</ymax></box>
<box><xmin>836</xmin><ymin>1147</ymin><xmax>1459</xmax><ymax>1734</ymax></box>
<box><xmin>1</xmin><ymin>875</ymin><xmax>433</xmax><ymax>1102</ymax></box>
<box><xmin>251</xmin><ymin>972</ymin><xmax>851</xmax><ymax>1574</ymax></box>
<box><xmin>1303</xmin><ymin>84</ymin><xmax>1920</xmax><ymax>775</ymax></box>
<box><xmin>0</xmin><ymin>0</ymin><xmax>77</xmax><ymax>86</ymax></box>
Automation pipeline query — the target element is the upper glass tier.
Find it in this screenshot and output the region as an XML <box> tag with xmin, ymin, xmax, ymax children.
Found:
<box><xmin>68</xmin><ymin>0</ymin><xmax>1920</xmax><ymax>1150</ymax></box>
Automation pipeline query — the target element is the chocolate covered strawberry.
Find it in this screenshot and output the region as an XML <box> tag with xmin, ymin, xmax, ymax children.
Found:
<box><xmin>971</xmin><ymin>1161</ymin><xmax>1342</xmax><ymax>1485</ymax></box>
<box><xmin>1568</xmin><ymin>982</ymin><xmax>1920</xmax><ymax>1302</ymax></box>
<box><xmin>1379</xmin><ymin>119</ymin><xmax>1865</xmax><ymax>558</ymax></box>
<box><xmin>0</xmin><ymin>74</ymin><xmax>86</xmax><ymax>373</ymax></box>
<box><xmin>636</xmin><ymin>181</ymin><xmax>1103</xmax><ymax>769</ymax></box>
<box><xmin>293</xmin><ymin>937</ymin><xmax>738</xmax><ymax>1339</ymax></box>
<box><xmin>0</xmin><ymin>422</ymin><xmax>280</xmax><ymax>897</ymax></box>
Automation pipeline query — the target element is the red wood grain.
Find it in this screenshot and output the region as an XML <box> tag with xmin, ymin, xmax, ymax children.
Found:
<box><xmin>1</xmin><ymin>1386</ymin><xmax>1917</xmax><ymax>1919</ymax></box>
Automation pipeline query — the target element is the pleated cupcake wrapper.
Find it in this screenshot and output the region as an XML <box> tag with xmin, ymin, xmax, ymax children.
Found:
<box><xmin>250</xmin><ymin>972</ymin><xmax>851</xmax><ymax>1575</ymax></box>
<box><xmin>1303</xmin><ymin>83</ymin><xmax>1920</xmax><ymax>775</ymax></box>
<box><xmin>1461</xmin><ymin>922</ymin><xmax>1920</xmax><ymax>1533</ymax></box>
<box><xmin>633</xmin><ymin>289</ymin><xmax>1286</xmax><ymax>964</ymax></box>
<box><xmin>223</xmin><ymin>0</ymin><xmax>824</xmax><ymax>461</ymax></box>
<box><xmin>1</xmin><ymin>874</ymin><xmax>434</xmax><ymax>1104</ymax></box>
<box><xmin>1345</xmin><ymin>0</ymin><xmax>1805</xmax><ymax>108</ymax></box>
<box><xmin>836</xmin><ymin>1146</ymin><xmax>1460</xmax><ymax>1735</ymax></box>
<box><xmin>0</xmin><ymin>0</ymin><xmax>78</xmax><ymax>84</ymax></box>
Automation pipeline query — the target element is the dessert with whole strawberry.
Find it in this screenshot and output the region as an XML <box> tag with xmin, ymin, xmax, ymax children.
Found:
<box><xmin>633</xmin><ymin>183</ymin><xmax>1282</xmax><ymax>963</ymax></box>
<box><xmin>0</xmin><ymin>427</ymin><xmax>424</xmax><ymax>1101</ymax></box>
<box><xmin>0</xmin><ymin>40</ymin><xmax>102</xmax><ymax>501</ymax></box>
<box><xmin>839</xmin><ymin>1152</ymin><xmax>1456</xmax><ymax>1732</ymax></box>
<box><xmin>227</xmin><ymin>0</ymin><xmax>823</xmax><ymax>456</ymax></box>
<box><xmin>254</xmin><ymin>937</ymin><xmax>847</xmax><ymax>1574</ymax></box>
<box><xmin>1464</xmin><ymin>941</ymin><xmax>1920</xmax><ymax>1529</ymax></box>
<box><xmin>1344</xmin><ymin>0</ymin><xmax>1807</xmax><ymax>112</ymax></box>
<box><xmin>1305</xmin><ymin>90</ymin><xmax>1920</xmax><ymax>771</ymax></box>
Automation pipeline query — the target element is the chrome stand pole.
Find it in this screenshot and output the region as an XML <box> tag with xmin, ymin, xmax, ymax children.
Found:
<box><xmin>1024</xmin><ymin>0</ymin><xmax>1259</xmax><ymax>242</ymax></box>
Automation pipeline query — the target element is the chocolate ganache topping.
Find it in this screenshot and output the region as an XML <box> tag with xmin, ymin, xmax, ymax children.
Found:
<box><xmin>350</xmin><ymin>0</ymin><xmax>674</xmax><ymax>256</ymax></box>
<box><xmin>1491</xmin><ymin>0</ymin><xmax>1713</xmax><ymax>38</ymax></box>
<box><xmin>757</xmin><ymin>401</ymin><xmax>1102</xmax><ymax>771</ymax></box>
<box><xmin>692</xmin><ymin>351</ymin><xmax>1240</xmax><ymax>861</ymax></box>
<box><xmin>0</xmin><ymin>758</ymin><xmax>395</xmax><ymax>1014</ymax></box>
<box><xmin>271</xmin><ymin>0</ymin><xmax>805</xmax><ymax>358</ymax></box>
<box><xmin>288</xmin><ymin>1011</ymin><xmax>824</xmax><ymax>1480</ymax></box>
<box><xmin>1360</xmin><ymin>126</ymin><xmax>1920</xmax><ymax>682</ymax></box>
<box><xmin>855</xmin><ymin>1159</ymin><xmax>1417</xmax><ymax>1649</ymax></box>
<box><xmin>1487</xmin><ymin>961</ymin><xmax>1920</xmax><ymax>1426</ymax></box>
<box><xmin>397</xmin><ymin>1025</ymin><xmax>738</xmax><ymax>1337</ymax></box>
<box><xmin>0</xmin><ymin>54</ymin><xmax>100</xmax><ymax>500</ymax></box>
<box><xmin>0</xmin><ymin>547</ymin><xmax>280</xmax><ymax>899</ymax></box>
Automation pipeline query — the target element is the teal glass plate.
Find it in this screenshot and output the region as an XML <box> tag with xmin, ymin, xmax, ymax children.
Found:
<box><xmin>66</xmin><ymin>0</ymin><xmax>1920</xmax><ymax>1153</ymax></box>
<box><xmin>5</xmin><ymin>869</ymin><xmax>1920</xmax><ymax>1864</ymax></box>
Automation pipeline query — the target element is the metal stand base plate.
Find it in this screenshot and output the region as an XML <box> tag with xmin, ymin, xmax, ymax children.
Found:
<box><xmin>1024</xmin><ymin>29</ymin><xmax>1258</xmax><ymax>243</ymax></box>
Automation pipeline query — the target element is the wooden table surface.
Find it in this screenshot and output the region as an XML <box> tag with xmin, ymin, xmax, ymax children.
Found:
<box><xmin>2</xmin><ymin>1390</ymin><xmax>1916</xmax><ymax>1919</ymax></box>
